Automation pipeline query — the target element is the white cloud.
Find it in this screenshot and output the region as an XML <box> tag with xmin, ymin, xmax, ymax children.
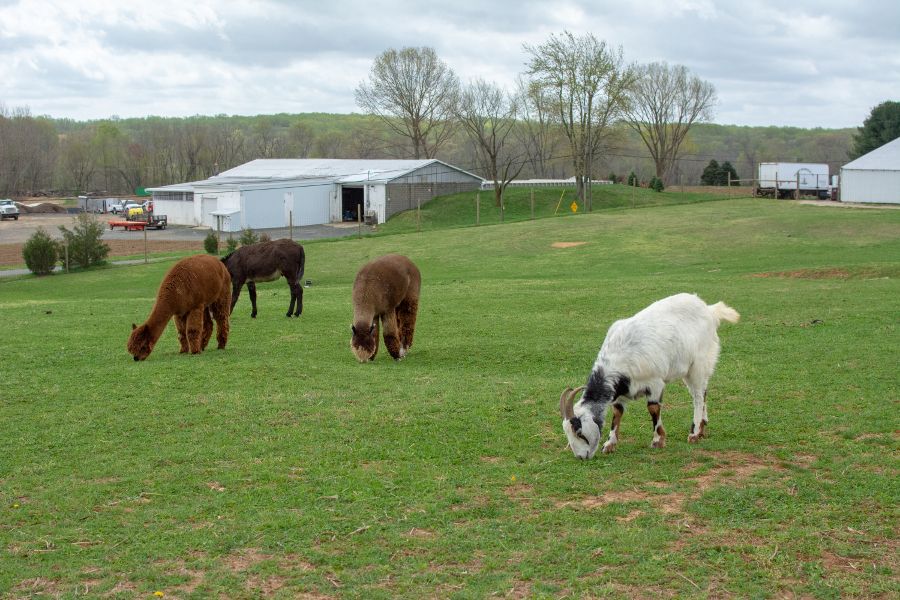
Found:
<box><xmin>0</xmin><ymin>0</ymin><xmax>897</xmax><ymax>127</ymax></box>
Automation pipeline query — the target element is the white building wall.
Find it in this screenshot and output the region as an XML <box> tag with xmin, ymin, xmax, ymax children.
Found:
<box><xmin>154</xmin><ymin>199</ymin><xmax>196</xmax><ymax>225</ymax></box>
<box><xmin>840</xmin><ymin>169</ymin><xmax>900</xmax><ymax>204</ymax></box>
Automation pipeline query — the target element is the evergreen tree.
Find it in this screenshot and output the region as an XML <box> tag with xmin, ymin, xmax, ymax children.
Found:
<box><xmin>700</xmin><ymin>160</ymin><xmax>720</xmax><ymax>185</ymax></box>
<box><xmin>720</xmin><ymin>161</ymin><xmax>739</xmax><ymax>185</ymax></box>
<box><xmin>851</xmin><ymin>100</ymin><xmax>900</xmax><ymax>159</ymax></box>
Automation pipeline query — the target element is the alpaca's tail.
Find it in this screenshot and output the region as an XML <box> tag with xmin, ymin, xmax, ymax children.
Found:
<box><xmin>709</xmin><ymin>301</ymin><xmax>740</xmax><ymax>326</ymax></box>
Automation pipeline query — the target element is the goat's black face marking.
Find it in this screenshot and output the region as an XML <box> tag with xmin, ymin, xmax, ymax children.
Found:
<box><xmin>569</xmin><ymin>417</ymin><xmax>582</xmax><ymax>432</ymax></box>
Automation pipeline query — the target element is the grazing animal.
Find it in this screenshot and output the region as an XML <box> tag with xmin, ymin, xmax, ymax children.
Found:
<box><xmin>350</xmin><ymin>254</ymin><xmax>421</xmax><ymax>362</ymax></box>
<box><xmin>560</xmin><ymin>293</ymin><xmax>740</xmax><ymax>459</ymax></box>
<box><xmin>221</xmin><ymin>239</ymin><xmax>306</xmax><ymax>318</ymax></box>
<box><xmin>127</xmin><ymin>254</ymin><xmax>232</xmax><ymax>361</ymax></box>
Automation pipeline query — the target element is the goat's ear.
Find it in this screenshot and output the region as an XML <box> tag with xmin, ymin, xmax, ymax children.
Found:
<box><xmin>131</xmin><ymin>323</ymin><xmax>137</xmax><ymax>330</ymax></box>
<box><xmin>351</xmin><ymin>325</ymin><xmax>357</xmax><ymax>335</ymax></box>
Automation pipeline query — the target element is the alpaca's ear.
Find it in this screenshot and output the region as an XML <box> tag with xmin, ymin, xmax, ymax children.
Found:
<box><xmin>132</xmin><ymin>323</ymin><xmax>137</xmax><ymax>330</ymax></box>
<box><xmin>351</xmin><ymin>325</ymin><xmax>357</xmax><ymax>335</ymax></box>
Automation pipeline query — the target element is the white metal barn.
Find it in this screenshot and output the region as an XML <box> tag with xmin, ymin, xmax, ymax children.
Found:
<box><xmin>839</xmin><ymin>137</ymin><xmax>900</xmax><ymax>205</ymax></box>
<box><xmin>146</xmin><ymin>159</ymin><xmax>483</xmax><ymax>232</ymax></box>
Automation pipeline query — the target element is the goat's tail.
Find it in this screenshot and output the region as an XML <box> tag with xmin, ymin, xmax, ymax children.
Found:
<box><xmin>708</xmin><ymin>301</ymin><xmax>740</xmax><ymax>326</ymax></box>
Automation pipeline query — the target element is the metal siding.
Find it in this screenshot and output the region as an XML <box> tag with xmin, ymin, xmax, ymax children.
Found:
<box><xmin>243</xmin><ymin>183</ymin><xmax>332</xmax><ymax>228</ymax></box>
<box><xmin>840</xmin><ymin>169</ymin><xmax>900</xmax><ymax>204</ymax></box>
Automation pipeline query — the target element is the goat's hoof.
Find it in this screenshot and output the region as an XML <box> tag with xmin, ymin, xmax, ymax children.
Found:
<box><xmin>651</xmin><ymin>438</ymin><xmax>666</xmax><ymax>449</ymax></box>
<box><xmin>601</xmin><ymin>443</ymin><xmax>616</xmax><ymax>454</ymax></box>
<box><xmin>687</xmin><ymin>434</ymin><xmax>702</xmax><ymax>443</ymax></box>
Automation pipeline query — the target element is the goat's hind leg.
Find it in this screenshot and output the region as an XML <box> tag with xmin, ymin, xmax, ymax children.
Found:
<box><xmin>686</xmin><ymin>381</ymin><xmax>708</xmax><ymax>443</ymax></box>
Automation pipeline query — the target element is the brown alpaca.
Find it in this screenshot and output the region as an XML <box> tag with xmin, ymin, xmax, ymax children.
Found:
<box><xmin>127</xmin><ymin>254</ymin><xmax>232</xmax><ymax>361</ymax></box>
<box><xmin>351</xmin><ymin>254</ymin><xmax>421</xmax><ymax>362</ymax></box>
<box><xmin>221</xmin><ymin>238</ymin><xmax>306</xmax><ymax>318</ymax></box>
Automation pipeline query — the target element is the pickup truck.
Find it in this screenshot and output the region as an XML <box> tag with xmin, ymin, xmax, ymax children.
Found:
<box><xmin>0</xmin><ymin>199</ymin><xmax>20</xmax><ymax>220</ymax></box>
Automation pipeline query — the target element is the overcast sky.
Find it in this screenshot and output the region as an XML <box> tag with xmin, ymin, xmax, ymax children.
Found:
<box><xmin>1</xmin><ymin>0</ymin><xmax>897</xmax><ymax>128</ymax></box>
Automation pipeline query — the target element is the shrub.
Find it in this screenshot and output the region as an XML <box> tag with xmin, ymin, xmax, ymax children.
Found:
<box><xmin>650</xmin><ymin>176</ymin><xmax>665</xmax><ymax>192</ymax></box>
<box><xmin>204</xmin><ymin>232</ymin><xmax>219</xmax><ymax>255</ymax></box>
<box><xmin>22</xmin><ymin>228</ymin><xmax>59</xmax><ymax>275</ymax></box>
<box><xmin>239</xmin><ymin>228</ymin><xmax>259</xmax><ymax>246</ymax></box>
<box><xmin>627</xmin><ymin>171</ymin><xmax>638</xmax><ymax>186</ymax></box>
<box><xmin>225</xmin><ymin>237</ymin><xmax>238</xmax><ymax>253</ymax></box>
<box><xmin>57</xmin><ymin>213</ymin><xmax>110</xmax><ymax>269</ymax></box>
<box><xmin>258</xmin><ymin>233</ymin><xmax>271</xmax><ymax>243</ymax></box>
<box><xmin>607</xmin><ymin>172</ymin><xmax>619</xmax><ymax>184</ymax></box>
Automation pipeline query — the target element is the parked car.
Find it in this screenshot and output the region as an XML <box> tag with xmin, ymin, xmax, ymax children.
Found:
<box><xmin>0</xmin><ymin>199</ymin><xmax>20</xmax><ymax>220</ymax></box>
<box><xmin>106</xmin><ymin>199</ymin><xmax>126</xmax><ymax>214</ymax></box>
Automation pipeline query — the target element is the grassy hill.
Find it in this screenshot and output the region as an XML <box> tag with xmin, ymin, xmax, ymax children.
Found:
<box><xmin>1</xmin><ymin>199</ymin><xmax>897</xmax><ymax>598</ymax></box>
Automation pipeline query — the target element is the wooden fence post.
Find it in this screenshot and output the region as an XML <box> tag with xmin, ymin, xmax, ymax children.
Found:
<box><xmin>476</xmin><ymin>192</ymin><xmax>480</xmax><ymax>226</ymax></box>
<box><xmin>530</xmin><ymin>188</ymin><xmax>534</xmax><ymax>219</ymax></box>
<box><xmin>357</xmin><ymin>204</ymin><xmax>362</xmax><ymax>238</ymax></box>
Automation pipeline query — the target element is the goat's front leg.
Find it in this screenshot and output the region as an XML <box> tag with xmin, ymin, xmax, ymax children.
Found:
<box><xmin>646</xmin><ymin>383</ymin><xmax>666</xmax><ymax>448</ymax></box>
<box><xmin>601</xmin><ymin>402</ymin><xmax>625</xmax><ymax>453</ymax></box>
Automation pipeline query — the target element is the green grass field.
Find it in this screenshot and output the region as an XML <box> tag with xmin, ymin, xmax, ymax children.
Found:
<box><xmin>1</xmin><ymin>198</ymin><xmax>898</xmax><ymax>598</ymax></box>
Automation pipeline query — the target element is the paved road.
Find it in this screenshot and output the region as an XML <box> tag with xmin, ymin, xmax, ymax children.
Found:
<box><xmin>0</xmin><ymin>217</ymin><xmax>373</xmax><ymax>278</ymax></box>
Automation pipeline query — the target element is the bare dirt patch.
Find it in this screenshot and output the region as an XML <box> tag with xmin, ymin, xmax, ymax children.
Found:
<box><xmin>751</xmin><ymin>266</ymin><xmax>895</xmax><ymax>280</ymax></box>
<box><xmin>551</xmin><ymin>241</ymin><xmax>587</xmax><ymax>248</ymax></box>
<box><xmin>0</xmin><ymin>239</ymin><xmax>202</xmax><ymax>267</ymax></box>
<box><xmin>224</xmin><ymin>548</ymin><xmax>271</xmax><ymax>572</ymax></box>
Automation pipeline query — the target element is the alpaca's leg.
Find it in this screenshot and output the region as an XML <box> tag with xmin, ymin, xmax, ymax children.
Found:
<box><xmin>247</xmin><ymin>282</ymin><xmax>258</xmax><ymax>318</ymax></box>
<box><xmin>199</xmin><ymin>308</ymin><xmax>214</xmax><ymax>351</ymax></box>
<box><xmin>381</xmin><ymin>311</ymin><xmax>403</xmax><ymax>360</ymax></box>
<box><xmin>174</xmin><ymin>314</ymin><xmax>189</xmax><ymax>353</ymax></box>
<box><xmin>185</xmin><ymin>308</ymin><xmax>205</xmax><ymax>353</ymax></box>
<box><xmin>396</xmin><ymin>298</ymin><xmax>419</xmax><ymax>355</ymax></box>
<box><xmin>209</xmin><ymin>300</ymin><xmax>230</xmax><ymax>350</ymax></box>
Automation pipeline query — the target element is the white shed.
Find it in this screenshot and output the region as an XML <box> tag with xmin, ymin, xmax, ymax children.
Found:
<box><xmin>839</xmin><ymin>137</ymin><xmax>900</xmax><ymax>204</ymax></box>
<box><xmin>146</xmin><ymin>159</ymin><xmax>483</xmax><ymax>231</ymax></box>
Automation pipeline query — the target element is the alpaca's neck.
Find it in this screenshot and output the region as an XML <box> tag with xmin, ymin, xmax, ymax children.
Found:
<box><xmin>142</xmin><ymin>302</ymin><xmax>174</xmax><ymax>341</ymax></box>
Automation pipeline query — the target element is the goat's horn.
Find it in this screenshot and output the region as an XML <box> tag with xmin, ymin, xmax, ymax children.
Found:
<box><xmin>559</xmin><ymin>387</ymin><xmax>576</xmax><ymax>420</ymax></box>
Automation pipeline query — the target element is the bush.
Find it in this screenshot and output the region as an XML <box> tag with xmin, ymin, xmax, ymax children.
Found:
<box><xmin>204</xmin><ymin>232</ymin><xmax>219</xmax><ymax>255</ymax></box>
<box><xmin>225</xmin><ymin>237</ymin><xmax>238</xmax><ymax>254</ymax></box>
<box><xmin>57</xmin><ymin>213</ymin><xmax>110</xmax><ymax>269</ymax></box>
<box><xmin>627</xmin><ymin>171</ymin><xmax>638</xmax><ymax>186</ymax></box>
<box><xmin>650</xmin><ymin>176</ymin><xmax>665</xmax><ymax>192</ymax></box>
<box><xmin>22</xmin><ymin>228</ymin><xmax>59</xmax><ymax>275</ymax></box>
<box><xmin>607</xmin><ymin>172</ymin><xmax>619</xmax><ymax>184</ymax></box>
<box><xmin>239</xmin><ymin>228</ymin><xmax>259</xmax><ymax>246</ymax></box>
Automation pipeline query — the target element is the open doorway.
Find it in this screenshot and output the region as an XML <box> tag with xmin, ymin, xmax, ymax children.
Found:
<box><xmin>341</xmin><ymin>187</ymin><xmax>364</xmax><ymax>221</ymax></box>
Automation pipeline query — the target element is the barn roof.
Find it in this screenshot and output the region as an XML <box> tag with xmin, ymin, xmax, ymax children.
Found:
<box><xmin>215</xmin><ymin>159</ymin><xmax>482</xmax><ymax>184</ymax></box>
<box><xmin>842</xmin><ymin>137</ymin><xmax>900</xmax><ymax>171</ymax></box>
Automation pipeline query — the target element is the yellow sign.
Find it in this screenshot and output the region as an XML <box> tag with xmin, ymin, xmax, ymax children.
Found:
<box><xmin>570</xmin><ymin>201</ymin><xmax>578</xmax><ymax>213</ymax></box>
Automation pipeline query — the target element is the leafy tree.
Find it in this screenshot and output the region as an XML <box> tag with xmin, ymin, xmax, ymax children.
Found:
<box><xmin>623</xmin><ymin>62</ymin><xmax>716</xmax><ymax>184</ymax></box>
<box><xmin>355</xmin><ymin>47</ymin><xmax>459</xmax><ymax>159</ymax></box>
<box><xmin>850</xmin><ymin>100</ymin><xmax>900</xmax><ymax>159</ymax></box>
<box><xmin>22</xmin><ymin>228</ymin><xmax>58</xmax><ymax>275</ymax></box>
<box><xmin>455</xmin><ymin>79</ymin><xmax>525</xmax><ymax>206</ymax></box>
<box><xmin>225</xmin><ymin>237</ymin><xmax>238</xmax><ymax>253</ymax></box>
<box><xmin>57</xmin><ymin>213</ymin><xmax>110</xmax><ymax>268</ymax></box>
<box><xmin>524</xmin><ymin>31</ymin><xmax>634</xmax><ymax>209</ymax></box>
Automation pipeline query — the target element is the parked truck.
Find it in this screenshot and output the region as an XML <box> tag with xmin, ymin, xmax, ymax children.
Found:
<box><xmin>756</xmin><ymin>162</ymin><xmax>831</xmax><ymax>199</ymax></box>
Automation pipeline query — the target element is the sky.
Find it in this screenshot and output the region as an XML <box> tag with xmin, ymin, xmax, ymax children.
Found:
<box><xmin>1</xmin><ymin>0</ymin><xmax>897</xmax><ymax>128</ymax></box>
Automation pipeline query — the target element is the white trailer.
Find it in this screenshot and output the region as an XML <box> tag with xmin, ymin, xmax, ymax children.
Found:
<box><xmin>757</xmin><ymin>162</ymin><xmax>831</xmax><ymax>199</ymax></box>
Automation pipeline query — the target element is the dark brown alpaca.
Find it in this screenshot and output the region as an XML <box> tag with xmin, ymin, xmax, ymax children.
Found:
<box><xmin>127</xmin><ymin>254</ymin><xmax>232</xmax><ymax>361</ymax></box>
<box><xmin>221</xmin><ymin>239</ymin><xmax>306</xmax><ymax>318</ymax></box>
<box><xmin>351</xmin><ymin>254</ymin><xmax>421</xmax><ymax>362</ymax></box>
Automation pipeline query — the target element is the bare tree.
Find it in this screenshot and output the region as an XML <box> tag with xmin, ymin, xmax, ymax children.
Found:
<box><xmin>524</xmin><ymin>31</ymin><xmax>633</xmax><ymax>209</ymax></box>
<box><xmin>455</xmin><ymin>79</ymin><xmax>525</xmax><ymax>206</ymax></box>
<box><xmin>515</xmin><ymin>77</ymin><xmax>565</xmax><ymax>179</ymax></box>
<box><xmin>355</xmin><ymin>46</ymin><xmax>459</xmax><ymax>159</ymax></box>
<box><xmin>623</xmin><ymin>62</ymin><xmax>716</xmax><ymax>183</ymax></box>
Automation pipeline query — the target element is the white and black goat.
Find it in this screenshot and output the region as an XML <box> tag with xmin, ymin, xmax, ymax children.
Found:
<box><xmin>560</xmin><ymin>293</ymin><xmax>740</xmax><ymax>459</ymax></box>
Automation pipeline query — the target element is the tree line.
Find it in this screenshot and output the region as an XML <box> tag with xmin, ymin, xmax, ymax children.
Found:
<box><xmin>3</xmin><ymin>31</ymin><xmax>879</xmax><ymax>200</ymax></box>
